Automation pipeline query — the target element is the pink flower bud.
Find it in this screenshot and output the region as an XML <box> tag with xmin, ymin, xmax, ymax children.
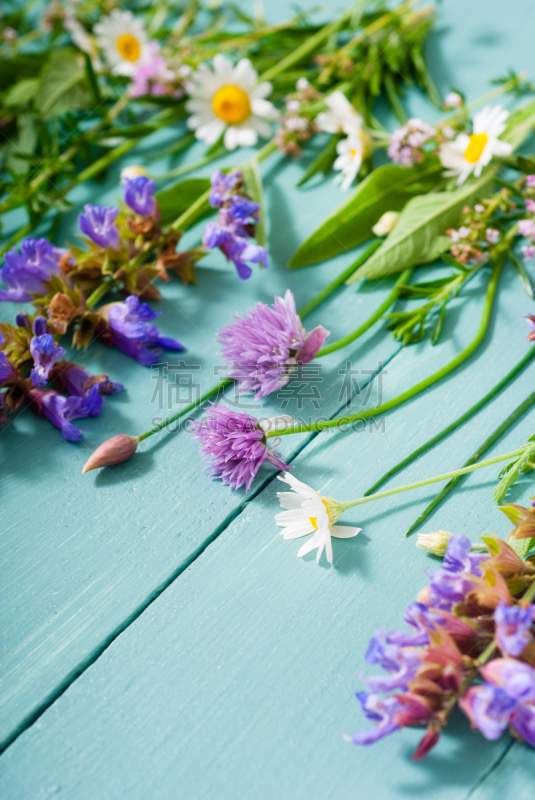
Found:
<box><xmin>82</xmin><ymin>434</ymin><xmax>138</xmax><ymax>473</ymax></box>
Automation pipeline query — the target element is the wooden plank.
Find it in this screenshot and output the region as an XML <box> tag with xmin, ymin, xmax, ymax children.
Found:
<box><xmin>0</xmin><ymin>263</ymin><xmax>533</xmax><ymax>797</ymax></box>
<box><xmin>468</xmin><ymin>742</ymin><xmax>534</xmax><ymax>800</ymax></box>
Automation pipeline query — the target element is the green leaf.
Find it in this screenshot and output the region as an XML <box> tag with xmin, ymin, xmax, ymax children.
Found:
<box><xmin>36</xmin><ymin>50</ymin><xmax>91</xmax><ymax>119</ymax></box>
<box><xmin>509</xmin><ymin>535</ymin><xmax>535</xmax><ymax>560</ymax></box>
<box><xmin>350</xmin><ymin>98</ymin><xmax>535</xmax><ymax>281</ymax></box>
<box><xmin>241</xmin><ymin>157</ymin><xmax>266</xmax><ymax>246</ymax></box>
<box><xmin>4</xmin><ymin>78</ymin><xmax>39</xmax><ymax>107</ymax></box>
<box><xmin>156</xmin><ymin>178</ymin><xmax>211</xmax><ymax>226</ymax></box>
<box><xmin>509</xmin><ymin>250</ymin><xmax>534</xmax><ymax>299</ymax></box>
<box><xmin>289</xmin><ymin>159</ymin><xmax>443</xmax><ymax>268</ymax></box>
<box><xmin>493</xmin><ymin>444</ymin><xmax>535</xmax><ymax>504</ymax></box>
<box><xmin>430</xmin><ymin>297</ymin><xmax>448</xmax><ymax>346</ymax></box>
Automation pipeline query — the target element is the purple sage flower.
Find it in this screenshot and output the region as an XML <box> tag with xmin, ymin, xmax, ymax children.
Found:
<box><xmin>123</xmin><ymin>176</ymin><xmax>157</xmax><ymax>217</ymax></box>
<box><xmin>33</xmin><ymin>316</ymin><xmax>49</xmax><ymax>336</ymax></box>
<box><xmin>0</xmin><ymin>238</ymin><xmax>67</xmax><ymax>303</ymax></box>
<box><xmin>0</xmin><ymin>351</ymin><xmax>16</xmax><ymax>385</ymax></box>
<box><xmin>216</xmin><ymin>290</ymin><xmax>329</xmax><ymax>398</ymax></box>
<box><xmin>346</xmin><ymin>692</ymin><xmax>402</xmax><ymax>745</ymax></box>
<box><xmin>364</xmin><ymin>628</ymin><xmax>422</xmax><ymax>692</ymax></box>
<box><xmin>427</xmin><ymin>534</ymin><xmax>488</xmax><ymax>611</ymax></box>
<box><xmin>494</xmin><ymin>600</ymin><xmax>534</xmax><ymax>656</ymax></box>
<box><xmin>107</xmin><ymin>295</ymin><xmax>183</xmax><ymax>366</ymax></box>
<box><xmin>15</xmin><ymin>312</ymin><xmax>31</xmax><ymax>327</ymax></box>
<box><xmin>28</xmin><ymin>386</ymin><xmax>102</xmax><ymax>441</ymax></box>
<box><xmin>462</xmin><ymin>660</ymin><xmax>535</xmax><ymax>746</ymax></box>
<box><xmin>79</xmin><ymin>205</ymin><xmax>121</xmax><ymax>250</ymax></box>
<box><xmin>30</xmin><ymin>334</ymin><xmax>66</xmax><ymax>388</ymax></box>
<box><xmin>209</xmin><ymin>169</ymin><xmax>242</xmax><ymax>208</ymax></box>
<box><xmin>55</xmin><ymin>362</ymin><xmax>123</xmax><ymax>399</ymax></box>
<box><xmin>191</xmin><ymin>403</ymin><xmax>291</xmax><ymax>491</ymax></box>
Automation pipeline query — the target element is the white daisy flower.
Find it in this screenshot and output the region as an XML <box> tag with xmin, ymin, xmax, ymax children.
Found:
<box><xmin>275</xmin><ymin>473</ymin><xmax>361</xmax><ymax>565</ymax></box>
<box><xmin>439</xmin><ymin>104</ymin><xmax>512</xmax><ymax>185</ymax></box>
<box><xmin>185</xmin><ymin>55</ymin><xmax>278</xmax><ymax>150</ymax></box>
<box><xmin>64</xmin><ymin>10</ymin><xmax>102</xmax><ymax>70</ymax></box>
<box><xmin>333</xmin><ymin>134</ymin><xmax>367</xmax><ymax>191</ymax></box>
<box><xmin>316</xmin><ymin>90</ymin><xmax>364</xmax><ymax>137</ymax></box>
<box><xmin>94</xmin><ymin>10</ymin><xmax>149</xmax><ymax>76</ymax></box>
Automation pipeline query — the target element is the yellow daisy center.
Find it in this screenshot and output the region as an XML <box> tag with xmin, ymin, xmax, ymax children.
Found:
<box><xmin>350</xmin><ymin>148</ymin><xmax>357</xmax><ymax>157</ymax></box>
<box><xmin>212</xmin><ymin>85</ymin><xmax>251</xmax><ymax>125</ymax></box>
<box><xmin>464</xmin><ymin>133</ymin><xmax>488</xmax><ymax>164</ymax></box>
<box><xmin>116</xmin><ymin>34</ymin><xmax>141</xmax><ymax>63</ymax></box>
<box><xmin>309</xmin><ymin>499</ymin><xmax>330</xmax><ymax>530</ymax></box>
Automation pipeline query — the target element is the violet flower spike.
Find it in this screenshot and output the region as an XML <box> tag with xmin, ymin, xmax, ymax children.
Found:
<box><xmin>191</xmin><ymin>403</ymin><xmax>291</xmax><ymax>491</ymax></box>
<box><xmin>106</xmin><ymin>295</ymin><xmax>184</xmax><ymax>366</ymax></box>
<box><xmin>345</xmin><ymin>692</ymin><xmax>402</xmax><ymax>745</ymax></box>
<box><xmin>79</xmin><ymin>205</ymin><xmax>121</xmax><ymax>250</ymax></box>
<box><xmin>216</xmin><ymin>289</ymin><xmax>329</xmax><ymax>398</ymax></box>
<box><xmin>123</xmin><ymin>176</ymin><xmax>157</xmax><ymax>217</ymax></box>
<box><xmin>208</xmin><ymin>169</ymin><xmax>242</xmax><ymax>208</ymax></box>
<box><xmin>0</xmin><ymin>237</ymin><xmax>68</xmax><ymax>303</ymax></box>
<box><xmin>28</xmin><ymin>386</ymin><xmax>102</xmax><ymax>441</ymax></box>
<box><xmin>30</xmin><ymin>334</ymin><xmax>66</xmax><ymax>388</ymax></box>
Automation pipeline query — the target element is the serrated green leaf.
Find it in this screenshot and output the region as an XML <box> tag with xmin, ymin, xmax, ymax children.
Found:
<box><xmin>36</xmin><ymin>50</ymin><xmax>90</xmax><ymax>119</ymax></box>
<box><xmin>241</xmin><ymin>157</ymin><xmax>266</xmax><ymax>246</ymax></box>
<box><xmin>289</xmin><ymin>159</ymin><xmax>443</xmax><ymax>268</ymax></box>
<box><xmin>156</xmin><ymin>178</ymin><xmax>211</xmax><ymax>227</ymax></box>
<box><xmin>4</xmin><ymin>77</ymin><xmax>39</xmax><ymax>107</ymax></box>
<box><xmin>351</xmin><ymin>99</ymin><xmax>535</xmax><ymax>282</ymax></box>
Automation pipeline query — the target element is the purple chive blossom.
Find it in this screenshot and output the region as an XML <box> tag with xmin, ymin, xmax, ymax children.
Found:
<box><xmin>79</xmin><ymin>205</ymin><xmax>121</xmax><ymax>251</ymax></box>
<box><xmin>518</xmin><ymin>219</ymin><xmax>535</xmax><ymax>240</ymax></box>
<box><xmin>28</xmin><ymin>386</ymin><xmax>102</xmax><ymax>441</ymax></box>
<box><xmin>388</xmin><ymin>119</ymin><xmax>436</xmax><ymax>166</ymax></box>
<box><xmin>123</xmin><ymin>176</ymin><xmax>157</xmax><ymax>217</ymax></box>
<box><xmin>346</xmin><ymin>692</ymin><xmax>402</xmax><ymax>745</ymax></box>
<box><xmin>364</xmin><ymin>628</ymin><xmax>422</xmax><ymax>692</ymax></box>
<box><xmin>107</xmin><ymin>295</ymin><xmax>183</xmax><ymax>366</ymax></box>
<box><xmin>526</xmin><ymin>175</ymin><xmax>535</xmax><ymax>187</ymax></box>
<box><xmin>216</xmin><ymin>290</ymin><xmax>329</xmax><ymax>398</ymax></box>
<box><xmin>57</xmin><ymin>362</ymin><xmax>123</xmax><ymax>399</ymax></box>
<box><xmin>30</xmin><ymin>334</ymin><xmax>66</xmax><ymax>388</ymax></box>
<box><xmin>191</xmin><ymin>403</ymin><xmax>290</xmax><ymax>491</ymax></box>
<box><xmin>494</xmin><ymin>600</ymin><xmax>534</xmax><ymax>656</ymax></box>
<box><xmin>0</xmin><ymin>238</ymin><xmax>68</xmax><ymax>303</ymax></box>
<box><xmin>525</xmin><ymin>199</ymin><xmax>535</xmax><ymax>214</ymax></box>
<box><xmin>209</xmin><ymin>169</ymin><xmax>242</xmax><ymax>208</ymax></box>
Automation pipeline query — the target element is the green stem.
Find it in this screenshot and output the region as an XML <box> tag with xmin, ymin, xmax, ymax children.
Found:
<box><xmin>403</xmin><ymin>389</ymin><xmax>535</xmax><ymax>536</ymax></box>
<box><xmin>338</xmin><ymin>447</ymin><xmax>528</xmax><ymax>511</ymax></box>
<box><xmin>154</xmin><ymin>147</ymin><xmax>227</xmax><ymax>182</ymax></box>
<box><xmin>258</xmin><ymin>6</ymin><xmax>353</xmax><ymax>82</ymax></box>
<box><xmin>136</xmin><ymin>379</ymin><xmax>233</xmax><ymax>442</ymax></box>
<box><xmin>522</xmin><ymin>578</ymin><xmax>535</xmax><ymax>604</ymax></box>
<box><xmin>86</xmin><ymin>280</ymin><xmax>114</xmax><ymax>309</ymax></box>
<box><xmin>133</xmin><ymin>244</ymin><xmax>384</xmax><ymax>443</ymax></box>
<box><xmin>297</xmin><ymin>240</ymin><xmax>381</xmax><ymax>317</ymax></box>
<box><xmin>364</xmin><ymin>345</ymin><xmax>535</xmax><ymax>496</ymax></box>
<box><xmin>317</xmin><ymin>268</ymin><xmax>412</xmax><ymax>356</ymax></box>
<box><xmin>269</xmin><ymin>257</ymin><xmax>504</xmax><ymax>438</ymax></box>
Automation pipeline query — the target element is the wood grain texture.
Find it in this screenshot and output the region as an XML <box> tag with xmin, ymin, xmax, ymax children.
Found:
<box><xmin>1</xmin><ymin>0</ymin><xmax>535</xmax><ymax>796</ymax></box>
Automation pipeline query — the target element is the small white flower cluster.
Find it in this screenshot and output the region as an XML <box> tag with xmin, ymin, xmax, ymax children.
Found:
<box><xmin>274</xmin><ymin>78</ymin><xmax>322</xmax><ymax>157</ymax></box>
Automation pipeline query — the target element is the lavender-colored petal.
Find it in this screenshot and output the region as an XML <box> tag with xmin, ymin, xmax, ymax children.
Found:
<box><xmin>460</xmin><ymin>684</ymin><xmax>516</xmax><ymax>740</ymax></box>
<box><xmin>123</xmin><ymin>176</ymin><xmax>157</xmax><ymax>217</ymax></box>
<box><xmin>494</xmin><ymin>600</ymin><xmax>534</xmax><ymax>656</ymax></box>
<box><xmin>30</xmin><ymin>334</ymin><xmax>66</xmax><ymax>388</ymax></box>
<box><xmin>296</xmin><ymin>325</ymin><xmax>330</xmax><ymax>364</ymax></box>
<box><xmin>79</xmin><ymin>205</ymin><xmax>120</xmax><ymax>250</ymax></box>
<box><xmin>348</xmin><ymin>692</ymin><xmax>402</xmax><ymax>745</ymax></box>
<box><xmin>482</xmin><ymin>659</ymin><xmax>535</xmax><ymax>703</ymax></box>
<box><xmin>511</xmin><ymin>703</ymin><xmax>535</xmax><ymax>747</ymax></box>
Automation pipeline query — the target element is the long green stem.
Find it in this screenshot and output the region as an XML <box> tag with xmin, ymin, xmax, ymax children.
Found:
<box><xmin>258</xmin><ymin>6</ymin><xmax>353</xmax><ymax>82</ymax></box>
<box><xmin>269</xmin><ymin>257</ymin><xmax>504</xmax><ymax>438</ymax></box>
<box><xmin>317</xmin><ymin>268</ymin><xmax>412</xmax><ymax>356</ymax></box>
<box><xmin>337</xmin><ymin>446</ymin><xmax>528</xmax><ymax>511</ymax></box>
<box><xmin>364</xmin><ymin>345</ymin><xmax>535</xmax><ymax>496</ymax></box>
<box><xmin>154</xmin><ymin>147</ymin><xmax>227</xmax><ymax>182</ymax></box>
<box><xmin>86</xmin><ymin>280</ymin><xmax>114</xmax><ymax>309</ymax></box>
<box><xmin>133</xmin><ymin>243</ymin><xmax>386</xmax><ymax>443</ymax></box>
<box><xmin>403</xmin><ymin>389</ymin><xmax>535</xmax><ymax>536</ymax></box>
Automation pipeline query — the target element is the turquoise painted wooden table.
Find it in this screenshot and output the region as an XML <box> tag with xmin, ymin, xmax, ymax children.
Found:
<box><xmin>1</xmin><ymin>1</ymin><xmax>535</xmax><ymax>797</ymax></box>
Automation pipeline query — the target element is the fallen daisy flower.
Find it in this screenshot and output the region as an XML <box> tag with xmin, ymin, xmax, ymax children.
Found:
<box><xmin>276</xmin><ymin>472</ymin><xmax>361</xmax><ymax>565</ymax></box>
